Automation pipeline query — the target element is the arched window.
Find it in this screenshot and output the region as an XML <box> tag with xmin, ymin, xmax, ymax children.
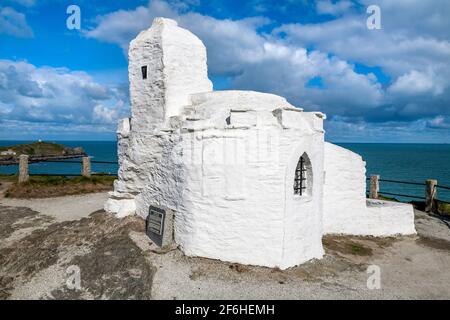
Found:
<box><xmin>294</xmin><ymin>153</ymin><xmax>312</xmax><ymax>196</ymax></box>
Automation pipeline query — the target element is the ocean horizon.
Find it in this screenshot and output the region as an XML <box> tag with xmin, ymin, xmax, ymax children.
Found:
<box><xmin>1</xmin><ymin>140</ymin><xmax>449</xmax><ymax>202</ymax></box>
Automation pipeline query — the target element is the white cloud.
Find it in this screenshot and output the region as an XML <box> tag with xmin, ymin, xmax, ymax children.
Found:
<box><xmin>0</xmin><ymin>60</ymin><xmax>129</xmax><ymax>131</ymax></box>
<box><xmin>84</xmin><ymin>0</ymin><xmax>450</xmax><ymax>141</ymax></box>
<box><xmin>85</xmin><ymin>1</ymin><xmax>382</xmax><ymax>116</ymax></box>
<box><xmin>85</xmin><ymin>1</ymin><xmax>176</xmax><ymax>53</ymax></box>
<box><xmin>316</xmin><ymin>0</ymin><xmax>354</xmax><ymax>16</ymax></box>
<box><xmin>0</xmin><ymin>6</ymin><xmax>33</xmax><ymax>38</ymax></box>
<box><xmin>93</xmin><ymin>103</ymin><xmax>121</xmax><ymax>124</ymax></box>
<box><xmin>426</xmin><ymin>116</ymin><xmax>450</xmax><ymax>129</ymax></box>
<box><xmin>389</xmin><ymin>70</ymin><xmax>444</xmax><ymax>96</ymax></box>
<box><xmin>275</xmin><ymin>0</ymin><xmax>450</xmax><ymax>80</ymax></box>
<box><xmin>4</xmin><ymin>0</ymin><xmax>36</xmax><ymax>7</ymax></box>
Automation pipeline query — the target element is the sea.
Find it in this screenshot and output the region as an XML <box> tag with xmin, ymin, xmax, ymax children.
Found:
<box><xmin>1</xmin><ymin>141</ymin><xmax>449</xmax><ymax>202</ymax></box>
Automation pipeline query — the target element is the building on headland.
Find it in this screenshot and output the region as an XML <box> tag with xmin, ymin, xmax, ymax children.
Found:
<box><xmin>0</xmin><ymin>149</ymin><xmax>16</xmax><ymax>156</ymax></box>
<box><xmin>105</xmin><ymin>17</ymin><xmax>416</xmax><ymax>269</ymax></box>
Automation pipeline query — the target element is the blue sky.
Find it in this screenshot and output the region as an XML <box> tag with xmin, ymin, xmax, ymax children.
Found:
<box><xmin>0</xmin><ymin>0</ymin><xmax>449</xmax><ymax>142</ymax></box>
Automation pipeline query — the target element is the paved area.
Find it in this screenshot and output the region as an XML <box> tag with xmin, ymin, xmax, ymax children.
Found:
<box><xmin>0</xmin><ymin>190</ymin><xmax>449</xmax><ymax>299</ymax></box>
<box><xmin>0</xmin><ymin>192</ymin><xmax>109</xmax><ymax>222</ymax></box>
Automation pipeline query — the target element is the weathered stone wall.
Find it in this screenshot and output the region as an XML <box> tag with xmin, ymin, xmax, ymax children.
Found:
<box><xmin>106</xmin><ymin>17</ymin><xmax>416</xmax><ymax>270</ymax></box>
<box><xmin>128</xmin><ymin>18</ymin><xmax>212</xmax><ymax>132</ymax></box>
<box><xmin>134</xmin><ymin>91</ymin><xmax>326</xmax><ymax>269</ymax></box>
<box><xmin>106</xmin><ymin>18</ymin><xmax>212</xmax><ymax>216</ymax></box>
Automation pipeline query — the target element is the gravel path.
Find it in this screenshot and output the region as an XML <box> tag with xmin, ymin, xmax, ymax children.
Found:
<box><xmin>0</xmin><ymin>190</ymin><xmax>449</xmax><ymax>300</ymax></box>
<box><xmin>0</xmin><ymin>183</ymin><xmax>108</xmax><ymax>222</ymax></box>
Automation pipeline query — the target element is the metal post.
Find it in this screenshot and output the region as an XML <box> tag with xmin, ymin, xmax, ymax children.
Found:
<box><xmin>425</xmin><ymin>179</ymin><xmax>437</xmax><ymax>213</ymax></box>
<box><xmin>369</xmin><ymin>175</ymin><xmax>379</xmax><ymax>199</ymax></box>
<box><xmin>82</xmin><ymin>156</ymin><xmax>91</xmax><ymax>178</ymax></box>
<box><xmin>18</xmin><ymin>154</ymin><xmax>29</xmax><ymax>183</ymax></box>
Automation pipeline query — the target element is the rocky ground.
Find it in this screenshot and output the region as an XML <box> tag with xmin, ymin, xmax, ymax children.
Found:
<box><xmin>0</xmin><ymin>183</ymin><xmax>449</xmax><ymax>299</ymax></box>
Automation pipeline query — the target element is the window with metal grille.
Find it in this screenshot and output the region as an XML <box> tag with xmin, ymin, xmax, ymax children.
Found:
<box><xmin>141</xmin><ymin>66</ymin><xmax>147</xmax><ymax>79</ymax></box>
<box><xmin>294</xmin><ymin>155</ymin><xmax>307</xmax><ymax>195</ymax></box>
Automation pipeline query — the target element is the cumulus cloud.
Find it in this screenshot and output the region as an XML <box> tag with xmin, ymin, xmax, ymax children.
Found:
<box><xmin>316</xmin><ymin>0</ymin><xmax>354</xmax><ymax>16</ymax></box>
<box><xmin>85</xmin><ymin>1</ymin><xmax>383</xmax><ymax>117</ymax></box>
<box><xmin>426</xmin><ymin>116</ymin><xmax>450</xmax><ymax>130</ymax></box>
<box><xmin>0</xmin><ymin>6</ymin><xmax>33</xmax><ymax>38</ymax></box>
<box><xmin>85</xmin><ymin>1</ymin><xmax>176</xmax><ymax>53</ymax></box>
<box><xmin>83</xmin><ymin>0</ymin><xmax>450</xmax><ymax>141</ymax></box>
<box><xmin>275</xmin><ymin>0</ymin><xmax>450</xmax><ymax>78</ymax></box>
<box><xmin>0</xmin><ymin>60</ymin><xmax>129</xmax><ymax>138</ymax></box>
<box><xmin>93</xmin><ymin>102</ymin><xmax>122</xmax><ymax>124</ymax></box>
<box><xmin>4</xmin><ymin>0</ymin><xmax>35</xmax><ymax>7</ymax></box>
<box><xmin>389</xmin><ymin>70</ymin><xmax>444</xmax><ymax>96</ymax></box>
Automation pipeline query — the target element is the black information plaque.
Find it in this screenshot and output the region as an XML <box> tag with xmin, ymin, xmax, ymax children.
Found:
<box><xmin>146</xmin><ymin>205</ymin><xmax>166</xmax><ymax>246</ymax></box>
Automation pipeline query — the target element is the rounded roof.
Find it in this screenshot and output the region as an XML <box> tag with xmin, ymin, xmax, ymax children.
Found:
<box><xmin>186</xmin><ymin>90</ymin><xmax>303</xmax><ymax>121</ymax></box>
<box><xmin>190</xmin><ymin>90</ymin><xmax>300</xmax><ymax>111</ymax></box>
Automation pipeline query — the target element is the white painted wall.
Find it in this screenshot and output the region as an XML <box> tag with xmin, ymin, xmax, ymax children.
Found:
<box><xmin>105</xmin><ymin>17</ymin><xmax>212</xmax><ymax>213</ymax></box>
<box><xmin>106</xmin><ymin>17</ymin><xmax>416</xmax><ymax>270</ymax></box>
<box><xmin>323</xmin><ymin>142</ymin><xmax>368</xmax><ymax>234</ymax></box>
<box><xmin>128</xmin><ymin>18</ymin><xmax>212</xmax><ymax>132</ymax></box>
<box><xmin>132</xmin><ymin>90</ymin><xmax>325</xmax><ymax>269</ymax></box>
<box><xmin>160</xmin><ymin>19</ymin><xmax>212</xmax><ymax>119</ymax></box>
<box><xmin>365</xmin><ymin>199</ymin><xmax>416</xmax><ymax>236</ymax></box>
<box><xmin>281</xmin><ymin>132</ymin><xmax>324</xmax><ymax>268</ymax></box>
<box><xmin>323</xmin><ymin>142</ymin><xmax>416</xmax><ymax>236</ymax></box>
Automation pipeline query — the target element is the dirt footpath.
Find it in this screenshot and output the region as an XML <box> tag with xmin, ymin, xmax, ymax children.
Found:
<box><xmin>0</xmin><ymin>190</ymin><xmax>449</xmax><ymax>299</ymax></box>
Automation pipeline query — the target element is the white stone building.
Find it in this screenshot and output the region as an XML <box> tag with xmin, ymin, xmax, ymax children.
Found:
<box><xmin>0</xmin><ymin>149</ymin><xmax>16</xmax><ymax>156</ymax></box>
<box><xmin>105</xmin><ymin>18</ymin><xmax>416</xmax><ymax>269</ymax></box>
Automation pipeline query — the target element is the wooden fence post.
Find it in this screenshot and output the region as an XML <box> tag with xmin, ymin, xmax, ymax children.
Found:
<box><xmin>18</xmin><ymin>154</ymin><xmax>29</xmax><ymax>184</ymax></box>
<box><xmin>369</xmin><ymin>175</ymin><xmax>379</xmax><ymax>199</ymax></box>
<box><xmin>425</xmin><ymin>179</ymin><xmax>437</xmax><ymax>213</ymax></box>
<box><xmin>82</xmin><ymin>156</ymin><xmax>91</xmax><ymax>178</ymax></box>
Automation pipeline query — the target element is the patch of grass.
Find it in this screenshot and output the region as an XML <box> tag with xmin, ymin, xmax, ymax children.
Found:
<box><xmin>4</xmin><ymin>175</ymin><xmax>116</xmax><ymax>199</ymax></box>
<box><xmin>378</xmin><ymin>194</ymin><xmax>400</xmax><ymax>202</ymax></box>
<box><xmin>350</xmin><ymin>244</ymin><xmax>370</xmax><ymax>255</ymax></box>
<box><xmin>0</xmin><ymin>174</ymin><xmax>18</xmax><ymax>182</ymax></box>
<box><xmin>24</xmin><ymin>175</ymin><xmax>115</xmax><ymax>186</ymax></box>
<box><xmin>323</xmin><ymin>236</ymin><xmax>373</xmax><ymax>256</ymax></box>
<box><xmin>438</xmin><ymin>202</ymin><xmax>450</xmax><ymax>216</ymax></box>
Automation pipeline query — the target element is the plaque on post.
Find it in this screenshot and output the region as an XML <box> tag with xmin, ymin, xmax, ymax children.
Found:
<box><xmin>146</xmin><ymin>205</ymin><xmax>174</xmax><ymax>247</ymax></box>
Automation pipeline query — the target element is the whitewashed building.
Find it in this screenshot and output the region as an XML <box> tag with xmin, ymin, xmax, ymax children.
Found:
<box><xmin>105</xmin><ymin>18</ymin><xmax>416</xmax><ymax>269</ymax></box>
<box><xmin>0</xmin><ymin>149</ymin><xmax>16</xmax><ymax>156</ymax></box>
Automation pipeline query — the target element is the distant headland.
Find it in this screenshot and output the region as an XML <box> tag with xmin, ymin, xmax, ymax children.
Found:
<box><xmin>0</xmin><ymin>141</ymin><xmax>86</xmax><ymax>165</ymax></box>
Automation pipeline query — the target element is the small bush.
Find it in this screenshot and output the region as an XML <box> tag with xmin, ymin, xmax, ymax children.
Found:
<box><xmin>438</xmin><ymin>202</ymin><xmax>450</xmax><ymax>216</ymax></box>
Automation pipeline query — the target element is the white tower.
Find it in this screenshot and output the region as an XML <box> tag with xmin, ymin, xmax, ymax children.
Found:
<box><xmin>128</xmin><ymin>18</ymin><xmax>212</xmax><ymax>131</ymax></box>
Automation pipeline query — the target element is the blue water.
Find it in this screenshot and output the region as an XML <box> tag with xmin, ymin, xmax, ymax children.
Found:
<box><xmin>337</xmin><ymin>143</ymin><xmax>450</xmax><ymax>202</ymax></box>
<box><xmin>1</xmin><ymin>141</ymin><xmax>449</xmax><ymax>202</ymax></box>
<box><xmin>0</xmin><ymin>141</ymin><xmax>118</xmax><ymax>176</ymax></box>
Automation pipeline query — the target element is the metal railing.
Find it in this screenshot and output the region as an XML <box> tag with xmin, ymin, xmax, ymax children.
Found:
<box><xmin>6</xmin><ymin>155</ymin><xmax>119</xmax><ymax>181</ymax></box>
<box><xmin>27</xmin><ymin>159</ymin><xmax>119</xmax><ymax>176</ymax></box>
<box><xmin>366</xmin><ymin>175</ymin><xmax>450</xmax><ymax>213</ymax></box>
<box><xmin>41</xmin><ymin>160</ymin><xmax>118</xmax><ymax>165</ymax></box>
<box><xmin>5</xmin><ymin>155</ymin><xmax>450</xmax><ymax>210</ymax></box>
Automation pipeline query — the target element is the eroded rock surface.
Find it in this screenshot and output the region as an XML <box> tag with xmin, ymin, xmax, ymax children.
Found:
<box><xmin>0</xmin><ymin>207</ymin><xmax>155</xmax><ymax>299</ymax></box>
<box><xmin>1</xmin><ymin>202</ymin><xmax>449</xmax><ymax>300</ymax></box>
